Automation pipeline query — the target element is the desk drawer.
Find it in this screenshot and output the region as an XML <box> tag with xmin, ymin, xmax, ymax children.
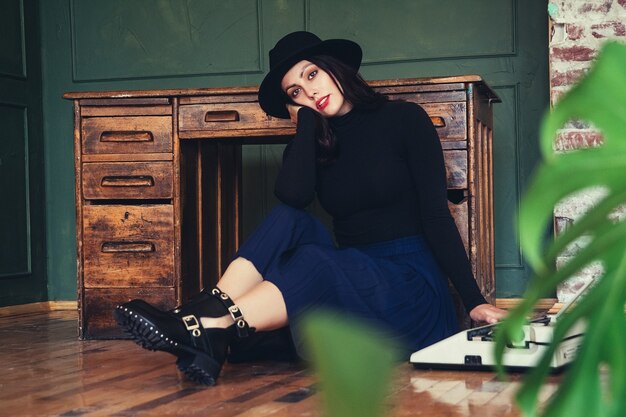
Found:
<box><xmin>82</xmin><ymin>287</ymin><xmax>176</xmax><ymax>339</ymax></box>
<box><xmin>387</xmin><ymin>94</ymin><xmax>467</xmax><ymax>141</ymax></box>
<box><xmin>83</xmin><ymin>205</ymin><xmax>174</xmax><ymax>287</ymax></box>
<box><xmin>449</xmin><ymin>198</ymin><xmax>469</xmax><ymax>254</ymax></box>
<box><xmin>179</xmin><ymin>102</ymin><xmax>292</xmax><ymax>132</ymax></box>
<box><xmin>82</xmin><ymin>116</ymin><xmax>172</xmax><ymax>154</ymax></box>
<box><xmin>419</xmin><ymin>102</ymin><xmax>467</xmax><ymax>141</ymax></box>
<box><xmin>444</xmin><ymin>150</ymin><xmax>467</xmax><ymax>189</ymax></box>
<box><xmin>83</xmin><ymin>161</ymin><xmax>173</xmax><ymax>200</ymax></box>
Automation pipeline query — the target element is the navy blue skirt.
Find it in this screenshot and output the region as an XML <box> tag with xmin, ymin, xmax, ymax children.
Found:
<box><xmin>235</xmin><ymin>204</ymin><xmax>458</xmax><ymax>357</ymax></box>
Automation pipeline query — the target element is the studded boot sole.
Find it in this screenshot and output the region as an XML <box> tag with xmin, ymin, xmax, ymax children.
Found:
<box><xmin>114</xmin><ymin>300</ymin><xmax>228</xmax><ymax>385</ymax></box>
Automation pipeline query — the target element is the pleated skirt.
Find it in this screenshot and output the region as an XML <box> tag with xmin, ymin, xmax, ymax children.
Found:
<box><xmin>235</xmin><ymin>204</ymin><xmax>458</xmax><ymax>358</ymax></box>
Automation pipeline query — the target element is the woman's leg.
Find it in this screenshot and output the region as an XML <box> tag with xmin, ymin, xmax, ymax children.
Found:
<box><xmin>200</xmin><ymin>281</ymin><xmax>287</xmax><ymax>331</ymax></box>
<box><xmin>197</xmin><ymin>204</ymin><xmax>330</xmax><ymax>330</ymax></box>
<box><xmin>229</xmin><ymin>204</ymin><xmax>333</xmax><ymax>280</ymax></box>
<box><xmin>214</xmin><ymin>257</ymin><xmax>263</xmax><ymax>300</ymax></box>
<box><xmin>115</xmin><ymin>204</ymin><xmax>327</xmax><ymax>382</ymax></box>
<box><xmin>198</xmin><ymin>203</ymin><xmax>331</xmax><ymax>305</ymax></box>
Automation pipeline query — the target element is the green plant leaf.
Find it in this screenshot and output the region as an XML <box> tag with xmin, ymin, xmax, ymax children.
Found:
<box><xmin>301</xmin><ymin>311</ymin><xmax>400</xmax><ymax>417</ymax></box>
<box><xmin>495</xmin><ymin>41</ymin><xmax>626</xmax><ymax>417</ymax></box>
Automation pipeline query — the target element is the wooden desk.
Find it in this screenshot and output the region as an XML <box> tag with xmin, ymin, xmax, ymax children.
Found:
<box><xmin>65</xmin><ymin>76</ymin><xmax>500</xmax><ymax>339</ymax></box>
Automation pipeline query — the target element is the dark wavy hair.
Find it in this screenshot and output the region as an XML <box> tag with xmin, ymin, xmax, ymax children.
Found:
<box><xmin>283</xmin><ymin>54</ymin><xmax>388</xmax><ymax>164</ymax></box>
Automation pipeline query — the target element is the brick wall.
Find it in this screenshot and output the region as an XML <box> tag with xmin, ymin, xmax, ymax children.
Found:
<box><xmin>548</xmin><ymin>0</ymin><xmax>626</xmax><ymax>301</ymax></box>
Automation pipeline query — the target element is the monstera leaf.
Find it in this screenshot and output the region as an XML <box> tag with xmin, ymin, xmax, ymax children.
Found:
<box><xmin>302</xmin><ymin>311</ymin><xmax>399</xmax><ymax>417</ymax></box>
<box><xmin>495</xmin><ymin>41</ymin><xmax>626</xmax><ymax>417</ymax></box>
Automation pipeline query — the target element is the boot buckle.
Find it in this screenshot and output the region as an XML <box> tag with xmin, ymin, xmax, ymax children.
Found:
<box><xmin>182</xmin><ymin>315</ymin><xmax>202</xmax><ymax>337</ymax></box>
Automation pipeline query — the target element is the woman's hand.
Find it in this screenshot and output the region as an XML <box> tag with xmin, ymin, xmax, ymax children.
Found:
<box><xmin>469</xmin><ymin>303</ymin><xmax>507</xmax><ymax>324</ymax></box>
<box><xmin>286</xmin><ymin>103</ymin><xmax>303</xmax><ymax>124</ymax></box>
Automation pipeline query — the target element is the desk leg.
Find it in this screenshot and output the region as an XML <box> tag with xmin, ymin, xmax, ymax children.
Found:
<box><xmin>197</xmin><ymin>142</ymin><xmax>242</xmax><ymax>290</ymax></box>
<box><xmin>216</xmin><ymin>142</ymin><xmax>242</xmax><ymax>276</ymax></box>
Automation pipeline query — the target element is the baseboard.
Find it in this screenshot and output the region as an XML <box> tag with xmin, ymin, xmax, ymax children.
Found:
<box><xmin>0</xmin><ymin>301</ymin><xmax>78</xmax><ymax>317</ymax></box>
<box><xmin>495</xmin><ymin>298</ymin><xmax>558</xmax><ymax>312</ymax></box>
<box><xmin>547</xmin><ymin>301</ymin><xmax>626</xmax><ymax>314</ymax></box>
<box><xmin>497</xmin><ymin>298</ymin><xmax>626</xmax><ymax>315</ymax></box>
<box><xmin>49</xmin><ymin>301</ymin><xmax>78</xmax><ymax>311</ymax></box>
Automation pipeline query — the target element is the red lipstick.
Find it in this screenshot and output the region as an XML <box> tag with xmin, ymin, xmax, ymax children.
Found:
<box><xmin>316</xmin><ymin>95</ymin><xmax>330</xmax><ymax>111</ymax></box>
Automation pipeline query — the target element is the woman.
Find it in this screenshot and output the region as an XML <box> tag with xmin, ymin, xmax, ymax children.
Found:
<box><xmin>114</xmin><ymin>31</ymin><xmax>506</xmax><ymax>386</ymax></box>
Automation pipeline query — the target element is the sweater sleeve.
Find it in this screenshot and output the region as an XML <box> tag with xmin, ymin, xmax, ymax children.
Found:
<box><xmin>403</xmin><ymin>103</ymin><xmax>488</xmax><ymax>313</ymax></box>
<box><xmin>274</xmin><ymin>107</ymin><xmax>318</xmax><ymax>208</ymax></box>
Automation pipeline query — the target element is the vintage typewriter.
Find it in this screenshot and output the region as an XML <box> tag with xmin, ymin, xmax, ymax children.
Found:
<box><xmin>410</xmin><ymin>284</ymin><xmax>589</xmax><ymax>372</ymax></box>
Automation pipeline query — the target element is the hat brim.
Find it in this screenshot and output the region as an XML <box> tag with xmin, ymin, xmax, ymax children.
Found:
<box><xmin>258</xmin><ymin>38</ymin><xmax>362</xmax><ymax>119</ymax></box>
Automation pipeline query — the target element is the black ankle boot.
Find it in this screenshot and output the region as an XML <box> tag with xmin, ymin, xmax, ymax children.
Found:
<box><xmin>228</xmin><ymin>327</ymin><xmax>299</xmax><ymax>363</ymax></box>
<box><xmin>113</xmin><ymin>288</ymin><xmax>253</xmax><ymax>385</ymax></box>
<box><xmin>170</xmin><ymin>288</ymin><xmax>228</xmax><ymax>318</ymax></box>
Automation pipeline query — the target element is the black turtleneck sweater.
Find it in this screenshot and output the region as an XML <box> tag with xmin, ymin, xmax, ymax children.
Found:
<box><xmin>274</xmin><ymin>101</ymin><xmax>487</xmax><ymax>313</ymax></box>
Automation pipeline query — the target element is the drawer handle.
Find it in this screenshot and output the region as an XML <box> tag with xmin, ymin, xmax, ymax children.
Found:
<box><xmin>101</xmin><ymin>175</ymin><xmax>155</xmax><ymax>188</ymax></box>
<box><xmin>101</xmin><ymin>241</ymin><xmax>155</xmax><ymax>253</ymax></box>
<box><xmin>447</xmin><ymin>189</ymin><xmax>467</xmax><ymax>205</ymax></box>
<box><xmin>430</xmin><ymin>116</ymin><xmax>446</xmax><ymax>127</ymax></box>
<box><xmin>204</xmin><ymin>110</ymin><xmax>240</xmax><ymax>122</ymax></box>
<box><xmin>100</xmin><ymin>131</ymin><xmax>154</xmax><ymax>142</ymax></box>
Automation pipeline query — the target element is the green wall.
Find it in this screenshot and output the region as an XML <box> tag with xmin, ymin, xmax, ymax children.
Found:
<box><xmin>0</xmin><ymin>0</ymin><xmax>47</xmax><ymax>307</ymax></box>
<box><xmin>38</xmin><ymin>0</ymin><xmax>548</xmax><ymax>302</ymax></box>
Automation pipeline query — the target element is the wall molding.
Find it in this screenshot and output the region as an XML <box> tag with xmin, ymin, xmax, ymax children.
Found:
<box><xmin>492</xmin><ymin>83</ymin><xmax>525</xmax><ymax>270</ymax></box>
<box><xmin>0</xmin><ymin>102</ymin><xmax>31</xmax><ymax>278</ymax></box>
<box><xmin>69</xmin><ymin>0</ymin><xmax>265</xmax><ymax>83</ymax></box>
<box><xmin>0</xmin><ymin>0</ymin><xmax>27</xmax><ymax>79</ymax></box>
<box><xmin>307</xmin><ymin>0</ymin><xmax>517</xmax><ymax>67</ymax></box>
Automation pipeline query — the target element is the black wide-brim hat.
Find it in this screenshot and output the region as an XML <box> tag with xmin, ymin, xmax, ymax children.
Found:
<box><xmin>258</xmin><ymin>31</ymin><xmax>362</xmax><ymax>119</ymax></box>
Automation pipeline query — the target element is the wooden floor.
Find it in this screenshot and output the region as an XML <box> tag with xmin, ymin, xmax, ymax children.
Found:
<box><xmin>0</xmin><ymin>311</ymin><xmax>561</xmax><ymax>417</ymax></box>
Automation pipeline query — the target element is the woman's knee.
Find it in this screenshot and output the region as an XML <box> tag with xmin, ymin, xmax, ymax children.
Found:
<box><xmin>268</xmin><ymin>203</ymin><xmax>310</xmax><ymax>222</ymax></box>
<box><xmin>266</xmin><ymin>204</ymin><xmax>324</xmax><ymax>235</ymax></box>
<box><xmin>289</xmin><ymin>243</ymin><xmax>332</xmax><ymax>265</ymax></box>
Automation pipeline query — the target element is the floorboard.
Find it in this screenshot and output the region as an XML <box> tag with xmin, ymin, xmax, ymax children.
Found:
<box><xmin>0</xmin><ymin>310</ymin><xmax>561</xmax><ymax>416</ymax></box>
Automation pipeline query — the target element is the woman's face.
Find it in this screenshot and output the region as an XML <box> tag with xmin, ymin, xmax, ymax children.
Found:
<box><xmin>281</xmin><ymin>60</ymin><xmax>353</xmax><ymax>117</ymax></box>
